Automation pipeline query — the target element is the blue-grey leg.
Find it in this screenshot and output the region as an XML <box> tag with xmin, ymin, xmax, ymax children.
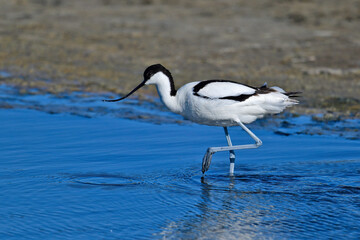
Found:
<box><xmin>223</xmin><ymin>127</ymin><xmax>236</xmax><ymax>175</ymax></box>
<box><xmin>202</xmin><ymin>121</ymin><xmax>262</xmax><ymax>174</ymax></box>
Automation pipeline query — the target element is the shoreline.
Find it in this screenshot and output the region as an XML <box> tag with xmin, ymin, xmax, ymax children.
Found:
<box><xmin>1</xmin><ymin>83</ymin><xmax>359</xmax><ymax>140</ymax></box>
<box><xmin>1</xmin><ymin>68</ymin><xmax>359</xmax><ymax>119</ymax></box>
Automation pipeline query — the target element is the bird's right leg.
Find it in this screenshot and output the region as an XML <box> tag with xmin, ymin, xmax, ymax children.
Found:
<box><xmin>223</xmin><ymin>127</ymin><xmax>236</xmax><ymax>175</ymax></box>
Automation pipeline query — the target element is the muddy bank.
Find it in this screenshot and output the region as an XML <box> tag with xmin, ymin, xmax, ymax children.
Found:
<box><xmin>1</xmin><ymin>84</ymin><xmax>359</xmax><ymax>139</ymax></box>
<box><xmin>0</xmin><ymin>0</ymin><xmax>359</xmax><ymax>116</ymax></box>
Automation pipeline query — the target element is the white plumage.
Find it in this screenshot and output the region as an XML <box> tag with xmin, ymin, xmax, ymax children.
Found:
<box><xmin>104</xmin><ymin>64</ymin><xmax>300</xmax><ymax>174</ymax></box>
<box><xmin>177</xmin><ymin>81</ymin><xmax>297</xmax><ymax>125</ymax></box>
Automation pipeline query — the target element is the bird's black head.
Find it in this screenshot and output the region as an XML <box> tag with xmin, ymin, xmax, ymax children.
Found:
<box><xmin>143</xmin><ymin>64</ymin><xmax>173</xmax><ymax>82</ymax></box>
<box><xmin>103</xmin><ymin>63</ymin><xmax>177</xmax><ymax>102</ymax></box>
<box><xmin>143</xmin><ymin>64</ymin><xmax>176</xmax><ymax>96</ymax></box>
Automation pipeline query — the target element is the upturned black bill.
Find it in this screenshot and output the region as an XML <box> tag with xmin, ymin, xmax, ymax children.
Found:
<box><xmin>103</xmin><ymin>81</ymin><xmax>145</xmax><ymax>102</ymax></box>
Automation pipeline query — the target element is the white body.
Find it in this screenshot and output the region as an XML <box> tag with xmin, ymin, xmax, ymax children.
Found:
<box><xmin>105</xmin><ymin>64</ymin><xmax>298</xmax><ymax>174</ymax></box>
<box><xmin>146</xmin><ymin>72</ymin><xmax>298</xmax><ymax>126</ymax></box>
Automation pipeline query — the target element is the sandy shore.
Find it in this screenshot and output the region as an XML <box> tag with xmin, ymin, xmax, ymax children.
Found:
<box><xmin>0</xmin><ymin>0</ymin><xmax>359</xmax><ymax>117</ymax></box>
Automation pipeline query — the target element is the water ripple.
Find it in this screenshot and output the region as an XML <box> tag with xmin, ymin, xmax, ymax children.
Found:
<box><xmin>0</xmin><ymin>105</ymin><xmax>359</xmax><ymax>239</ymax></box>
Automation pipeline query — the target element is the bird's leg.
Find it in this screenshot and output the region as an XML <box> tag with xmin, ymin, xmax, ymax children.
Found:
<box><xmin>223</xmin><ymin>127</ymin><xmax>236</xmax><ymax>176</ymax></box>
<box><xmin>237</xmin><ymin>121</ymin><xmax>263</xmax><ymax>147</ymax></box>
<box><xmin>202</xmin><ymin>121</ymin><xmax>262</xmax><ymax>174</ymax></box>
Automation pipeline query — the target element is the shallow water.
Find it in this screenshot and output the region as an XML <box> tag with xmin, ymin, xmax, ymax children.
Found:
<box><xmin>0</xmin><ymin>89</ymin><xmax>359</xmax><ymax>239</ymax></box>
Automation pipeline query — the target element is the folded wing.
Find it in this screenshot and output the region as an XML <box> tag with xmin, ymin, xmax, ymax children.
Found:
<box><xmin>193</xmin><ymin>80</ymin><xmax>257</xmax><ymax>100</ymax></box>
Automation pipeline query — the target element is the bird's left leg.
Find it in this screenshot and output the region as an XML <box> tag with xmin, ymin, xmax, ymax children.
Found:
<box><xmin>202</xmin><ymin>121</ymin><xmax>262</xmax><ymax>174</ymax></box>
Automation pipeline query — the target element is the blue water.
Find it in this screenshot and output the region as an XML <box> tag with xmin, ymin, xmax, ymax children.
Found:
<box><xmin>0</xmin><ymin>89</ymin><xmax>360</xmax><ymax>239</ymax></box>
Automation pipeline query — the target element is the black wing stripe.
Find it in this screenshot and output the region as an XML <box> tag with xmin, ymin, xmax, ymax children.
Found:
<box><xmin>193</xmin><ymin>80</ymin><xmax>260</xmax><ymax>102</ymax></box>
<box><xmin>193</xmin><ymin>92</ymin><xmax>210</xmax><ymax>99</ymax></box>
<box><xmin>219</xmin><ymin>94</ymin><xmax>254</xmax><ymax>102</ymax></box>
<box><xmin>193</xmin><ymin>80</ymin><xmax>257</xmax><ymax>94</ymax></box>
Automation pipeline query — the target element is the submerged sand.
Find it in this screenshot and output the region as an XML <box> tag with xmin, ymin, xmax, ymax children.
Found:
<box><xmin>0</xmin><ymin>0</ymin><xmax>359</xmax><ymax>117</ymax></box>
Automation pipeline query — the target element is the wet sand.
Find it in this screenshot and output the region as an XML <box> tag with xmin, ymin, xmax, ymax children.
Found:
<box><xmin>0</xmin><ymin>0</ymin><xmax>359</xmax><ymax>117</ymax></box>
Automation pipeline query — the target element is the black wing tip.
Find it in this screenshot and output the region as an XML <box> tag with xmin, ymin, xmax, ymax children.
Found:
<box><xmin>285</xmin><ymin>91</ymin><xmax>302</xmax><ymax>98</ymax></box>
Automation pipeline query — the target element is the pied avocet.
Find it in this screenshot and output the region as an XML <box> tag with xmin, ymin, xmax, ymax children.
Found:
<box><xmin>104</xmin><ymin>64</ymin><xmax>300</xmax><ymax>175</ymax></box>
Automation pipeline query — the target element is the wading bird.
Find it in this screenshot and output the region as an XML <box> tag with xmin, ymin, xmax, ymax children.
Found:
<box><xmin>104</xmin><ymin>64</ymin><xmax>300</xmax><ymax>175</ymax></box>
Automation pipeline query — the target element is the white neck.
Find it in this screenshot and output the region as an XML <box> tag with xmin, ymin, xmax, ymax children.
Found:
<box><xmin>146</xmin><ymin>72</ymin><xmax>181</xmax><ymax>113</ymax></box>
<box><xmin>155</xmin><ymin>84</ymin><xmax>180</xmax><ymax>114</ymax></box>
